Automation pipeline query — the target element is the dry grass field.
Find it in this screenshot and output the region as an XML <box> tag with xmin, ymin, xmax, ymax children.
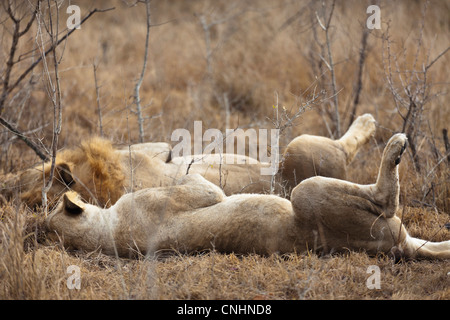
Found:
<box><xmin>0</xmin><ymin>0</ymin><xmax>449</xmax><ymax>301</ymax></box>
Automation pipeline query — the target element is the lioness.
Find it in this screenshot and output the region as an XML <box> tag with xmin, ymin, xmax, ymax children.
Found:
<box><xmin>46</xmin><ymin>134</ymin><xmax>450</xmax><ymax>259</ymax></box>
<box><xmin>3</xmin><ymin>114</ymin><xmax>376</xmax><ymax>209</ymax></box>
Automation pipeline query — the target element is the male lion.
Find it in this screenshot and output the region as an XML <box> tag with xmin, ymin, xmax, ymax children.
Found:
<box><xmin>46</xmin><ymin>134</ymin><xmax>450</xmax><ymax>260</ymax></box>
<box><xmin>2</xmin><ymin>139</ymin><xmax>273</xmax><ymax>208</ymax></box>
<box><xmin>3</xmin><ymin>114</ymin><xmax>376</xmax><ymax>208</ymax></box>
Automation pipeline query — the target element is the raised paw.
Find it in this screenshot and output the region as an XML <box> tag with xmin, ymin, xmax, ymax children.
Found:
<box><xmin>385</xmin><ymin>133</ymin><xmax>408</xmax><ymax>166</ymax></box>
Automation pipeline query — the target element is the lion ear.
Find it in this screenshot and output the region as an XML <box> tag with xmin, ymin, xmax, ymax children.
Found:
<box><xmin>63</xmin><ymin>192</ymin><xmax>84</xmax><ymax>215</ymax></box>
<box><xmin>56</xmin><ymin>163</ymin><xmax>74</xmax><ymax>187</ymax></box>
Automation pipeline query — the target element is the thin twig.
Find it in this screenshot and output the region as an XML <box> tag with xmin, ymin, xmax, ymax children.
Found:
<box><xmin>425</xmin><ymin>46</ymin><xmax>450</xmax><ymax>71</ymax></box>
<box><xmin>0</xmin><ymin>116</ymin><xmax>48</xmax><ymax>161</ymax></box>
<box><xmin>314</xmin><ymin>0</ymin><xmax>340</xmax><ymax>137</ymax></box>
<box><xmin>0</xmin><ymin>1</ymin><xmax>40</xmax><ymax>115</ymax></box>
<box><xmin>41</xmin><ymin>0</ymin><xmax>63</xmax><ymax>216</ymax></box>
<box><xmin>443</xmin><ymin>129</ymin><xmax>450</xmax><ymax>164</ymax></box>
<box><xmin>0</xmin><ymin>5</ymin><xmax>114</xmax><ymax>160</ymax></box>
<box><xmin>348</xmin><ymin>28</ymin><xmax>369</xmax><ymax>129</ymax></box>
<box><xmin>93</xmin><ymin>63</ymin><xmax>104</xmax><ymax>137</ymax></box>
<box><xmin>5</xmin><ymin>7</ymin><xmax>115</xmax><ymax>101</ymax></box>
<box><xmin>134</xmin><ymin>0</ymin><xmax>151</xmax><ymax>143</ymax></box>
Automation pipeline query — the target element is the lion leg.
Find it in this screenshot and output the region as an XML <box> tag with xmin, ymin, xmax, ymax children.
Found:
<box><xmin>401</xmin><ymin>234</ymin><xmax>450</xmax><ymax>259</ymax></box>
<box><xmin>372</xmin><ymin>133</ymin><xmax>408</xmax><ymax>218</ymax></box>
<box><xmin>128</xmin><ymin>142</ymin><xmax>172</xmax><ymax>162</ymax></box>
<box><xmin>338</xmin><ymin>113</ymin><xmax>376</xmax><ymax>164</ymax></box>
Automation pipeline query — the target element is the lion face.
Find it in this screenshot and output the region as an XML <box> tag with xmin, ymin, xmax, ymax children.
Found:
<box><xmin>6</xmin><ymin>161</ymin><xmax>74</xmax><ymax>209</ymax></box>
<box><xmin>2</xmin><ymin>137</ymin><xmax>130</xmax><ymax>210</ymax></box>
<box><xmin>45</xmin><ymin>191</ymin><xmax>94</xmax><ymax>250</ymax></box>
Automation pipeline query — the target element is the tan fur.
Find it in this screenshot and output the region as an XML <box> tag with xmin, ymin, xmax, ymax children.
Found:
<box><xmin>279</xmin><ymin>114</ymin><xmax>376</xmax><ymax>192</ymax></box>
<box><xmin>46</xmin><ymin>134</ymin><xmax>450</xmax><ymax>260</ymax></box>
<box><xmin>3</xmin><ymin>114</ymin><xmax>376</xmax><ymax>208</ymax></box>
<box><xmin>3</xmin><ymin>138</ymin><xmax>127</xmax><ymax>208</ymax></box>
<box><xmin>3</xmin><ymin>137</ymin><xmax>273</xmax><ymax>208</ymax></box>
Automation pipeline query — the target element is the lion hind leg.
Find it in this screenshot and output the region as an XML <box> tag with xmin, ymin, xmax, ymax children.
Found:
<box><xmin>402</xmin><ymin>234</ymin><xmax>450</xmax><ymax>259</ymax></box>
<box><xmin>338</xmin><ymin>113</ymin><xmax>376</xmax><ymax>163</ymax></box>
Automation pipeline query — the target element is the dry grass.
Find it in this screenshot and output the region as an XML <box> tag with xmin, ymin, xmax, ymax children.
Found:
<box><xmin>1</xmin><ymin>203</ymin><xmax>449</xmax><ymax>300</ymax></box>
<box><xmin>0</xmin><ymin>0</ymin><xmax>449</xmax><ymax>300</ymax></box>
<box><xmin>0</xmin><ymin>202</ymin><xmax>449</xmax><ymax>300</ymax></box>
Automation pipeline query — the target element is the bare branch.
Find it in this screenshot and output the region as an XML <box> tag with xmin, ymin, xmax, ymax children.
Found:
<box><xmin>1</xmin><ymin>1</ymin><xmax>41</xmax><ymax>115</ymax></box>
<box><xmin>443</xmin><ymin>129</ymin><xmax>450</xmax><ymax>165</ymax></box>
<box><xmin>425</xmin><ymin>46</ymin><xmax>450</xmax><ymax>71</ymax></box>
<box><xmin>314</xmin><ymin>11</ymin><xmax>325</xmax><ymax>31</ymax></box>
<box><xmin>348</xmin><ymin>28</ymin><xmax>369</xmax><ymax>129</ymax></box>
<box><xmin>4</xmin><ymin>6</ymin><xmax>115</xmax><ymax>102</ymax></box>
<box><xmin>0</xmin><ymin>116</ymin><xmax>48</xmax><ymax>161</ymax></box>
<box><xmin>134</xmin><ymin>0</ymin><xmax>151</xmax><ymax>143</ymax></box>
<box><xmin>315</xmin><ymin>0</ymin><xmax>340</xmax><ymax>137</ymax></box>
<box><xmin>93</xmin><ymin>63</ymin><xmax>104</xmax><ymax>137</ymax></box>
<box><xmin>41</xmin><ymin>0</ymin><xmax>64</xmax><ymax>215</ymax></box>
<box><xmin>0</xmin><ymin>4</ymin><xmax>114</xmax><ymax>159</ymax></box>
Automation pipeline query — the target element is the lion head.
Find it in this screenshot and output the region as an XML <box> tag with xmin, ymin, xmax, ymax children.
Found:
<box><xmin>2</xmin><ymin>137</ymin><xmax>126</xmax><ymax>209</ymax></box>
